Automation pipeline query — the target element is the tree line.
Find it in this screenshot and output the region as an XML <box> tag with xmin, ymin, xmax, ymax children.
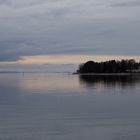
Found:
<box><xmin>77</xmin><ymin>59</ymin><xmax>140</xmax><ymax>73</ymax></box>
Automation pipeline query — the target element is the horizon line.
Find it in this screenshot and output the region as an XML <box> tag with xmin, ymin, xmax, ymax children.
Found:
<box><xmin>0</xmin><ymin>54</ymin><xmax>140</xmax><ymax>65</ymax></box>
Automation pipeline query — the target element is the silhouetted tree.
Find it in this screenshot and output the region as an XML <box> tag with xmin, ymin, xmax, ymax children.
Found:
<box><xmin>77</xmin><ymin>59</ymin><xmax>140</xmax><ymax>73</ymax></box>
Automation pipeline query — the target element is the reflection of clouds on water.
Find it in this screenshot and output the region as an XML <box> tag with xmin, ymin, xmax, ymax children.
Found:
<box><xmin>0</xmin><ymin>74</ymin><xmax>24</xmax><ymax>104</ymax></box>
<box><xmin>1</xmin><ymin>74</ymin><xmax>140</xmax><ymax>139</ymax></box>
<box><xmin>79</xmin><ymin>74</ymin><xmax>140</xmax><ymax>89</ymax></box>
<box><xmin>19</xmin><ymin>74</ymin><xmax>81</xmax><ymax>94</ymax></box>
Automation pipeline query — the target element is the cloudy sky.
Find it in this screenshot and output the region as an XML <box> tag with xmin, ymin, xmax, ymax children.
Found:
<box><xmin>0</xmin><ymin>0</ymin><xmax>140</xmax><ymax>64</ymax></box>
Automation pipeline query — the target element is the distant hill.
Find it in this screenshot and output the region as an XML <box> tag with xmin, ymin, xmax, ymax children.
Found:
<box><xmin>77</xmin><ymin>59</ymin><xmax>140</xmax><ymax>74</ymax></box>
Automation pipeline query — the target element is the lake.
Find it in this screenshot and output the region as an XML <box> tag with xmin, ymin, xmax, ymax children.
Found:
<box><xmin>0</xmin><ymin>73</ymin><xmax>140</xmax><ymax>140</ymax></box>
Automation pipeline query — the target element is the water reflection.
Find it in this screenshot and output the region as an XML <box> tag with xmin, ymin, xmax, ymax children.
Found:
<box><xmin>1</xmin><ymin>73</ymin><xmax>140</xmax><ymax>140</ymax></box>
<box><xmin>79</xmin><ymin>74</ymin><xmax>140</xmax><ymax>89</ymax></box>
<box><xmin>19</xmin><ymin>74</ymin><xmax>81</xmax><ymax>94</ymax></box>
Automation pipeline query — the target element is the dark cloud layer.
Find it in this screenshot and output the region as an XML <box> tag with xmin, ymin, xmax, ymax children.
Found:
<box><xmin>0</xmin><ymin>0</ymin><xmax>140</xmax><ymax>61</ymax></box>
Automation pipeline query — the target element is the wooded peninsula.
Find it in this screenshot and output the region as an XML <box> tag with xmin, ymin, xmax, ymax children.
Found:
<box><xmin>77</xmin><ymin>59</ymin><xmax>140</xmax><ymax>74</ymax></box>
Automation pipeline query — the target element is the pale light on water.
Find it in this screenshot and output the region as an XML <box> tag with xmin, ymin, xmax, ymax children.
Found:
<box><xmin>19</xmin><ymin>74</ymin><xmax>81</xmax><ymax>94</ymax></box>
<box><xmin>0</xmin><ymin>73</ymin><xmax>140</xmax><ymax>140</ymax></box>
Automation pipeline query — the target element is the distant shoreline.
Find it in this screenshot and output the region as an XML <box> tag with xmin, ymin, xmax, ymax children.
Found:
<box><xmin>73</xmin><ymin>72</ymin><xmax>140</xmax><ymax>76</ymax></box>
<box><xmin>76</xmin><ymin>59</ymin><xmax>140</xmax><ymax>74</ymax></box>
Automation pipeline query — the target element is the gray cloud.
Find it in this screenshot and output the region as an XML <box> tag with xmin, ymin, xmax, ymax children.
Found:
<box><xmin>0</xmin><ymin>0</ymin><xmax>140</xmax><ymax>61</ymax></box>
<box><xmin>111</xmin><ymin>0</ymin><xmax>140</xmax><ymax>7</ymax></box>
<box><xmin>0</xmin><ymin>0</ymin><xmax>11</xmax><ymax>5</ymax></box>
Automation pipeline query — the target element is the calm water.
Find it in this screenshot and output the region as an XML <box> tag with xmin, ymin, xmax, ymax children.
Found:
<box><xmin>0</xmin><ymin>73</ymin><xmax>140</xmax><ymax>140</ymax></box>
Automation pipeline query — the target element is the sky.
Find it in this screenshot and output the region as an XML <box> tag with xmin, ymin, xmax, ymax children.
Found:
<box><xmin>0</xmin><ymin>0</ymin><xmax>140</xmax><ymax>64</ymax></box>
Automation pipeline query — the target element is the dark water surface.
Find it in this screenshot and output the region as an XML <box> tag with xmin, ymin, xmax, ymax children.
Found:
<box><xmin>0</xmin><ymin>73</ymin><xmax>140</xmax><ymax>140</ymax></box>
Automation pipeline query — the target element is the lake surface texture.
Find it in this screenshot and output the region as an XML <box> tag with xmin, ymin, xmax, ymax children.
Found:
<box><xmin>0</xmin><ymin>73</ymin><xmax>140</xmax><ymax>140</ymax></box>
